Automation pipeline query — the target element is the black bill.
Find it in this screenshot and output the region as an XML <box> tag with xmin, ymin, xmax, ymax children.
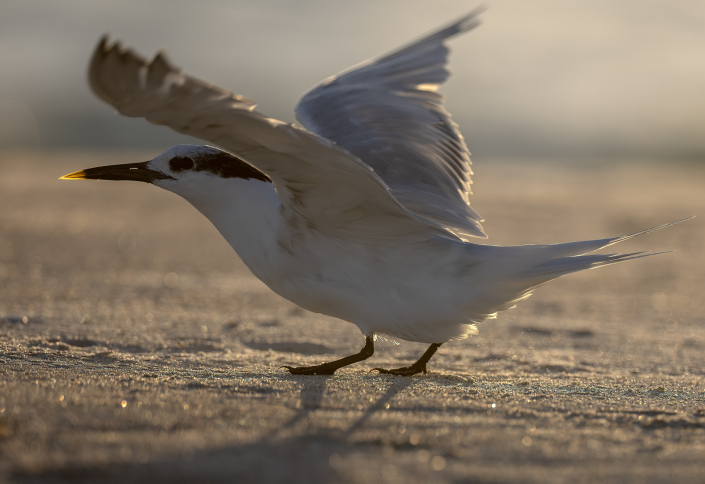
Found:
<box><xmin>60</xmin><ymin>162</ymin><xmax>174</xmax><ymax>183</ymax></box>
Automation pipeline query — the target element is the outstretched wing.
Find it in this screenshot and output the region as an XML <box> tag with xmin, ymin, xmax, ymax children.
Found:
<box><xmin>89</xmin><ymin>37</ymin><xmax>458</xmax><ymax>243</ymax></box>
<box><xmin>295</xmin><ymin>10</ymin><xmax>486</xmax><ymax>240</ymax></box>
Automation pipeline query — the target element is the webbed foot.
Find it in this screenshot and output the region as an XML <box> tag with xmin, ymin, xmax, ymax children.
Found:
<box><xmin>372</xmin><ymin>363</ymin><xmax>427</xmax><ymax>376</ymax></box>
<box><xmin>281</xmin><ymin>336</ymin><xmax>374</xmax><ymax>375</ymax></box>
<box><xmin>281</xmin><ymin>363</ymin><xmax>340</xmax><ymax>375</ymax></box>
<box><xmin>371</xmin><ymin>342</ymin><xmax>442</xmax><ymax>377</ymax></box>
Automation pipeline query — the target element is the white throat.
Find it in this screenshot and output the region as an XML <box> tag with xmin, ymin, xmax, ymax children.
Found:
<box><xmin>158</xmin><ymin>175</ymin><xmax>281</xmax><ymax>278</ymax></box>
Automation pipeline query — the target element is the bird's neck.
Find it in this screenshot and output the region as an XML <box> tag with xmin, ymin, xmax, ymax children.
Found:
<box><xmin>174</xmin><ymin>177</ymin><xmax>282</xmax><ymax>277</ymax></box>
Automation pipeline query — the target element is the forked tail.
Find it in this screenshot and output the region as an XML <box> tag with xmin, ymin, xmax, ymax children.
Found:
<box><xmin>510</xmin><ymin>217</ymin><xmax>693</xmax><ymax>286</ymax></box>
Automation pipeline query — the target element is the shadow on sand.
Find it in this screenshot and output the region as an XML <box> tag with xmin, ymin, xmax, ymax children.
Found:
<box><xmin>11</xmin><ymin>374</ymin><xmax>421</xmax><ymax>484</ymax></box>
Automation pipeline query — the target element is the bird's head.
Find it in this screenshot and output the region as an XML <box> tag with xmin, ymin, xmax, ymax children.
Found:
<box><xmin>61</xmin><ymin>144</ymin><xmax>274</xmax><ymax>223</ymax></box>
<box><xmin>62</xmin><ymin>144</ymin><xmax>279</xmax><ymax>250</ymax></box>
<box><xmin>61</xmin><ymin>144</ymin><xmax>271</xmax><ymax>198</ymax></box>
<box><xmin>60</xmin><ymin>145</ymin><xmax>278</xmax><ymax>218</ymax></box>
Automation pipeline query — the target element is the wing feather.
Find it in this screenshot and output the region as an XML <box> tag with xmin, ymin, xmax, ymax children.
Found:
<box><xmin>89</xmin><ymin>37</ymin><xmax>458</xmax><ymax>242</ymax></box>
<box><xmin>295</xmin><ymin>10</ymin><xmax>487</xmax><ymax>240</ymax></box>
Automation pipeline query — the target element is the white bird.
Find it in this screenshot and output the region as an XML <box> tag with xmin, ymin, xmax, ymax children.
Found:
<box><xmin>62</xmin><ymin>12</ymin><xmax>688</xmax><ymax>375</ymax></box>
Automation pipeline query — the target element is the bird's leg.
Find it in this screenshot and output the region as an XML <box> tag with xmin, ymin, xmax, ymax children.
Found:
<box><xmin>282</xmin><ymin>336</ymin><xmax>374</xmax><ymax>375</ymax></box>
<box><xmin>373</xmin><ymin>343</ymin><xmax>442</xmax><ymax>376</ymax></box>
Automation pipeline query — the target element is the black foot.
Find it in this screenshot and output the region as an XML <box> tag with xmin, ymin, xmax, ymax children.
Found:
<box><xmin>281</xmin><ymin>336</ymin><xmax>375</xmax><ymax>376</ymax></box>
<box><xmin>281</xmin><ymin>363</ymin><xmax>339</xmax><ymax>376</ymax></box>
<box><xmin>372</xmin><ymin>363</ymin><xmax>427</xmax><ymax>376</ymax></box>
<box><xmin>372</xmin><ymin>342</ymin><xmax>442</xmax><ymax>377</ymax></box>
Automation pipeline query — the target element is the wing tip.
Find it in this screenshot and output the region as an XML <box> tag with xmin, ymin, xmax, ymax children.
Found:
<box><xmin>92</xmin><ymin>34</ymin><xmax>123</xmax><ymax>60</ymax></box>
<box><xmin>97</xmin><ymin>34</ymin><xmax>110</xmax><ymax>51</ymax></box>
<box><xmin>152</xmin><ymin>49</ymin><xmax>176</xmax><ymax>71</ymax></box>
<box><xmin>88</xmin><ymin>33</ymin><xmax>183</xmax><ymax>109</ymax></box>
<box><xmin>89</xmin><ymin>35</ymin><xmax>115</xmax><ymax>103</ymax></box>
<box><xmin>455</xmin><ymin>6</ymin><xmax>486</xmax><ymax>34</ymax></box>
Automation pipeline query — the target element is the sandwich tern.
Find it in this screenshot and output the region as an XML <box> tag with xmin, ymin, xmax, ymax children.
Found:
<box><xmin>61</xmin><ymin>12</ymin><xmax>688</xmax><ymax>375</ymax></box>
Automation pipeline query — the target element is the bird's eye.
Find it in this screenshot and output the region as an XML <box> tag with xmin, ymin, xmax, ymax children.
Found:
<box><xmin>169</xmin><ymin>156</ymin><xmax>194</xmax><ymax>172</ymax></box>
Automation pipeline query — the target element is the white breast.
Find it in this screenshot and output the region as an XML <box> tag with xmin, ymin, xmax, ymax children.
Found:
<box><xmin>161</xmin><ymin>173</ymin><xmax>481</xmax><ymax>343</ymax></box>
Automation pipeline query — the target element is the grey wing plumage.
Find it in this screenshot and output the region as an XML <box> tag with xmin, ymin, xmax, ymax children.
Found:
<box><xmin>295</xmin><ymin>10</ymin><xmax>486</xmax><ymax>240</ymax></box>
<box><xmin>88</xmin><ymin>37</ymin><xmax>459</xmax><ymax>243</ymax></box>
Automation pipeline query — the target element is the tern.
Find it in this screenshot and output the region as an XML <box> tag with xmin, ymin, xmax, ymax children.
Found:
<box><xmin>62</xmin><ymin>12</ymin><xmax>687</xmax><ymax>376</ymax></box>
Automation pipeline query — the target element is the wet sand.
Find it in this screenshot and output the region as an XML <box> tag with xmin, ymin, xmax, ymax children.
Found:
<box><xmin>1</xmin><ymin>151</ymin><xmax>704</xmax><ymax>483</ymax></box>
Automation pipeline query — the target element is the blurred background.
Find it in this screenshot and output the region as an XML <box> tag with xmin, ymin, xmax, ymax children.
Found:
<box><xmin>1</xmin><ymin>0</ymin><xmax>704</xmax><ymax>160</ymax></box>
<box><xmin>2</xmin><ymin>3</ymin><xmax>705</xmax><ymax>481</ymax></box>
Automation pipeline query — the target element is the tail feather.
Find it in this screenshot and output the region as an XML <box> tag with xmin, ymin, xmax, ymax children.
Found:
<box><xmin>602</xmin><ymin>216</ymin><xmax>694</xmax><ymax>249</ymax></box>
<box><xmin>511</xmin><ymin>250</ymin><xmax>672</xmax><ymax>285</ymax></box>
<box><xmin>543</xmin><ymin>216</ymin><xmax>693</xmax><ymax>258</ymax></box>
<box><xmin>468</xmin><ymin>217</ymin><xmax>691</xmax><ymax>323</ymax></box>
<box><xmin>506</xmin><ymin>216</ymin><xmax>693</xmax><ymax>286</ymax></box>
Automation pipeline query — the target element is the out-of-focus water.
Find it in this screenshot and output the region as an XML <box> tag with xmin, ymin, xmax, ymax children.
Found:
<box><xmin>1</xmin><ymin>1</ymin><xmax>705</xmax><ymax>159</ymax></box>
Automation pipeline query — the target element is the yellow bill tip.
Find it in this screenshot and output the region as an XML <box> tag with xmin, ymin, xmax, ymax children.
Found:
<box><xmin>59</xmin><ymin>170</ymin><xmax>88</xmax><ymax>180</ymax></box>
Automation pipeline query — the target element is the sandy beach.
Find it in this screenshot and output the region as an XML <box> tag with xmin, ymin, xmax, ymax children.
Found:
<box><xmin>1</xmin><ymin>151</ymin><xmax>704</xmax><ymax>483</ymax></box>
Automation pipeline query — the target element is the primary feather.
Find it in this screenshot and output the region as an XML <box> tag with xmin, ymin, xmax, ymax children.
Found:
<box><xmin>295</xmin><ymin>11</ymin><xmax>485</xmax><ymax>241</ymax></box>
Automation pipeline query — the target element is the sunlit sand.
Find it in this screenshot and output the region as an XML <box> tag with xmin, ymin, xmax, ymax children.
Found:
<box><xmin>0</xmin><ymin>152</ymin><xmax>703</xmax><ymax>482</ymax></box>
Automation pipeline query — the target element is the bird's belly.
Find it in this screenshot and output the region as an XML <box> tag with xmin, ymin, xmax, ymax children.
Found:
<box><xmin>236</xmin><ymin>233</ymin><xmax>479</xmax><ymax>343</ymax></box>
<box><xmin>258</xmin><ymin>259</ymin><xmax>473</xmax><ymax>343</ymax></box>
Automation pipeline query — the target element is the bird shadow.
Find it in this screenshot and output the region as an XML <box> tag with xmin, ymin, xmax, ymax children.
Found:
<box><xmin>10</xmin><ymin>372</ymin><xmax>422</xmax><ymax>484</ymax></box>
<box><xmin>269</xmin><ymin>374</ymin><xmax>331</xmax><ymax>437</ymax></box>
<box><xmin>263</xmin><ymin>371</ymin><xmax>419</xmax><ymax>440</ymax></box>
<box><xmin>343</xmin><ymin>376</ymin><xmax>417</xmax><ymax>438</ymax></box>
